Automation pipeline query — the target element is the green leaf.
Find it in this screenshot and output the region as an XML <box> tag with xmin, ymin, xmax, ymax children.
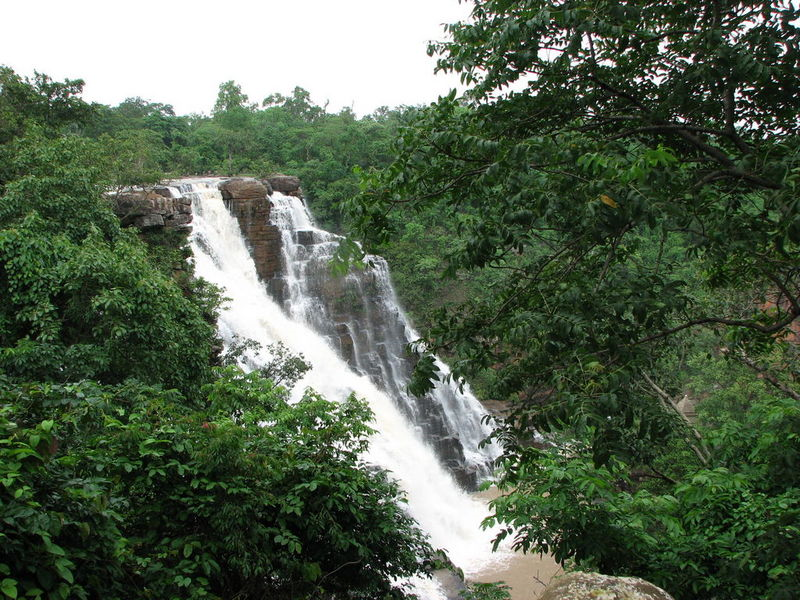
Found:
<box><xmin>0</xmin><ymin>579</ymin><xmax>17</xmax><ymax>599</ymax></box>
<box><xmin>54</xmin><ymin>559</ymin><xmax>73</xmax><ymax>584</ymax></box>
<box><xmin>43</xmin><ymin>539</ymin><xmax>65</xmax><ymax>556</ymax></box>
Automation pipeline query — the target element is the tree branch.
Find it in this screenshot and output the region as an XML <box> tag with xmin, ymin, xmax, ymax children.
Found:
<box><xmin>634</xmin><ymin>309</ymin><xmax>800</xmax><ymax>346</ymax></box>
<box><xmin>736</xmin><ymin>352</ymin><xmax>800</xmax><ymax>402</ymax></box>
<box><xmin>694</xmin><ymin>167</ymin><xmax>782</xmax><ymax>190</ymax></box>
<box><xmin>318</xmin><ymin>560</ymin><xmax>361</xmax><ymax>584</ymax></box>
<box><xmin>642</xmin><ymin>372</ymin><xmax>710</xmax><ymax>466</ymax></box>
<box><xmin>595</xmin><ymin>223</ymin><xmax>632</xmax><ymax>291</ymax></box>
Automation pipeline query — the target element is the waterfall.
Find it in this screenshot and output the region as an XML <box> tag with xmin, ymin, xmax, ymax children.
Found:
<box><xmin>176</xmin><ymin>178</ymin><xmax>511</xmax><ymax>597</ymax></box>
<box><xmin>267</xmin><ymin>192</ymin><xmax>501</xmax><ymax>488</ymax></box>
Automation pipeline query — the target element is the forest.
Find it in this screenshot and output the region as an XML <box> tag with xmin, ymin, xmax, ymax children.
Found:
<box><xmin>2</xmin><ymin>1</ymin><xmax>800</xmax><ymax>599</ymax></box>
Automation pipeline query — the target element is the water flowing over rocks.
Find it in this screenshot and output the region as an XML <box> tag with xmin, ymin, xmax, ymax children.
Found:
<box><xmin>539</xmin><ymin>572</ymin><xmax>675</xmax><ymax>600</ymax></box>
<box><xmin>106</xmin><ymin>175</ymin><xmax>498</xmax><ymax>489</ymax></box>
<box><xmin>263</xmin><ymin>187</ymin><xmax>498</xmax><ymax>489</ymax></box>
<box><xmin>127</xmin><ymin>175</ymin><xmax>497</xmax><ymax>490</ymax></box>
<box><xmin>218</xmin><ymin>178</ymin><xmax>283</xmax><ymax>283</ymax></box>
<box><xmin>181</xmin><ymin>178</ymin><xmax>513</xmax><ymax>598</ymax></box>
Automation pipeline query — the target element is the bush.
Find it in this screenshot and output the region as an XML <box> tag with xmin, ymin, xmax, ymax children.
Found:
<box><xmin>0</xmin><ymin>370</ymin><xmax>434</xmax><ymax>600</ymax></box>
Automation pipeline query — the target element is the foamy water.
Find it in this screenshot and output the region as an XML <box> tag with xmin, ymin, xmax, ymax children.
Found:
<box><xmin>178</xmin><ymin>179</ymin><xmax>516</xmax><ymax>598</ymax></box>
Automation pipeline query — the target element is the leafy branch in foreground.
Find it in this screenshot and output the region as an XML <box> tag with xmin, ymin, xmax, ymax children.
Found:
<box><xmin>347</xmin><ymin>1</ymin><xmax>800</xmax><ymax>598</ymax></box>
<box><xmin>0</xmin><ymin>371</ymin><xmax>434</xmax><ymax>600</ymax></box>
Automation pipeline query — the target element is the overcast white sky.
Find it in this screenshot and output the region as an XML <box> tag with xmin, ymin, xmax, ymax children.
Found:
<box><xmin>1</xmin><ymin>0</ymin><xmax>472</xmax><ymax>116</ymax></box>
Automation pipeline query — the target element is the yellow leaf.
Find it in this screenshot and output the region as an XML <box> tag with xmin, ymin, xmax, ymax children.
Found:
<box><xmin>600</xmin><ymin>194</ymin><xmax>618</xmax><ymax>208</ymax></box>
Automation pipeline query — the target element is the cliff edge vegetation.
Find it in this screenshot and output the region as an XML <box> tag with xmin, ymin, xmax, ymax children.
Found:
<box><xmin>0</xmin><ymin>67</ymin><xmax>435</xmax><ymax>600</ymax></box>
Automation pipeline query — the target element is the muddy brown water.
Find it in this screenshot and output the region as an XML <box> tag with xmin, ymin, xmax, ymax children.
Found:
<box><xmin>469</xmin><ymin>488</ymin><xmax>563</xmax><ymax>600</ymax></box>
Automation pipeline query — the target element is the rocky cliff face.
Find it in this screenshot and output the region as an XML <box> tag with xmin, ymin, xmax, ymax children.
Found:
<box><xmin>264</xmin><ymin>191</ymin><xmax>494</xmax><ymax>489</ymax></box>
<box><xmin>218</xmin><ymin>178</ymin><xmax>283</xmax><ymax>283</ymax></box>
<box><xmin>111</xmin><ymin>176</ymin><xmax>488</xmax><ymax>488</ymax></box>
<box><xmin>110</xmin><ymin>178</ymin><xmax>291</xmax><ymax>285</ymax></box>
<box><xmin>111</xmin><ymin>186</ymin><xmax>193</xmax><ymax>229</ymax></box>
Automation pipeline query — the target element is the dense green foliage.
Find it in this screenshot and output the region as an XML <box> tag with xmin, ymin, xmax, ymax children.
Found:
<box><xmin>82</xmin><ymin>82</ymin><xmax>408</xmax><ymax>233</ymax></box>
<box><xmin>5</xmin><ymin>1</ymin><xmax>800</xmax><ymax>593</ymax></box>
<box><xmin>0</xmin><ymin>129</ymin><xmax>216</xmax><ymax>398</ymax></box>
<box><xmin>0</xmin><ymin>67</ymin><xmax>435</xmax><ymax>600</ymax></box>
<box><xmin>345</xmin><ymin>1</ymin><xmax>800</xmax><ymax>598</ymax></box>
<box><xmin>1</xmin><ymin>373</ymin><xmax>431</xmax><ymax>600</ymax></box>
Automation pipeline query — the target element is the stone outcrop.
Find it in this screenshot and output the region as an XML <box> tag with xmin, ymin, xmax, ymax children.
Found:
<box><xmin>267</xmin><ymin>174</ymin><xmax>303</xmax><ymax>198</ymax></box>
<box><xmin>271</xmin><ymin>219</ymin><xmax>481</xmax><ymax>488</ymax></box>
<box><xmin>111</xmin><ymin>187</ymin><xmax>192</xmax><ymax>229</ymax></box>
<box><xmin>539</xmin><ymin>572</ymin><xmax>675</xmax><ymax>600</ymax></box>
<box><xmin>676</xmin><ymin>394</ymin><xmax>698</xmax><ymax>421</ymax></box>
<box><xmin>217</xmin><ymin>178</ymin><xmax>266</xmax><ymax>201</ymax></box>
<box><xmin>219</xmin><ymin>178</ymin><xmax>282</xmax><ymax>282</ymax></box>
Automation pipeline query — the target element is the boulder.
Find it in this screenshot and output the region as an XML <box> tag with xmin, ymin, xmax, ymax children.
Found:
<box><xmin>132</xmin><ymin>213</ymin><xmax>165</xmax><ymax>229</ymax></box>
<box><xmin>111</xmin><ymin>189</ymin><xmax>192</xmax><ymax>229</ymax></box>
<box><xmin>170</xmin><ymin>213</ymin><xmax>193</xmax><ymax>226</ymax></box>
<box><xmin>539</xmin><ymin>572</ymin><xmax>674</xmax><ymax>600</ymax></box>
<box><xmin>152</xmin><ymin>185</ymin><xmax>177</xmax><ymax>199</ymax></box>
<box><xmin>113</xmin><ymin>190</ymin><xmax>158</xmax><ymax>219</ymax></box>
<box><xmin>219</xmin><ymin>178</ymin><xmax>269</xmax><ymax>200</ymax></box>
<box><xmin>267</xmin><ymin>174</ymin><xmax>302</xmax><ymax>196</ymax></box>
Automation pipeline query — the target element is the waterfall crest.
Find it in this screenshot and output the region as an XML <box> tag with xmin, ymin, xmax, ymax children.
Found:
<box><xmin>175</xmin><ymin>178</ymin><xmax>510</xmax><ymax>595</ymax></box>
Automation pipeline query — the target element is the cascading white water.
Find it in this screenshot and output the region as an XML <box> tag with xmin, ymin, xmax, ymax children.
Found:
<box><xmin>268</xmin><ymin>192</ymin><xmax>501</xmax><ymax>486</ymax></box>
<box><xmin>177</xmin><ymin>179</ymin><xmax>511</xmax><ymax>597</ymax></box>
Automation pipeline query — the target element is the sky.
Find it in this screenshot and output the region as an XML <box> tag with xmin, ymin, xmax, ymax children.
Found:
<box><xmin>1</xmin><ymin>0</ymin><xmax>472</xmax><ymax>117</ymax></box>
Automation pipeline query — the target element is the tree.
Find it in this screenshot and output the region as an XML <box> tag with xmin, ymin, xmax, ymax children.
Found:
<box><xmin>263</xmin><ymin>86</ymin><xmax>326</xmax><ymax>122</ymax></box>
<box><xmin>0</xmin><ymin>369</ymin><xmax>435</xmax><ymax>600</ymax></box>
<box><xmin>212</xmin><ymin>81</ymin><xmax>252</xmax><ymax>115</ymax></box>
<box><xmin>0</xmin><ymin>85</ymin><xmax>217</xmax><ymax>397</ymax></box>
<box><xmin>211</xmin><ymin>81</ymin><xmax>255</xmax><ymax>175</ymax></box>
<box><xmin>345</xmin><ymin>1</ymin><xmax>800</xmax><ymax>597</ymax></box>
<box><xmin>0</xmin><ymin>68</ymin><xmax>437</xmax><ymax>600</ymax></box>
<box><xmin>0</xmin><ymin>67</ymin><xmax>93</xmax><ymax>147</ymax></box>
<box><xmin>96</xmin><ymin>129</ymin><xmax>167</xmax><ymax>191</ymax></box>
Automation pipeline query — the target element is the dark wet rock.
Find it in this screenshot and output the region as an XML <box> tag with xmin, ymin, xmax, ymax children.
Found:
<box><xmin>450</xmin><ymin>465</ymin><xmax>479</xmax><ymax>490</ymax></box>
<box><xmin>267</xmin><ymin>278</ymin><xmax>287</xmax><ymax>306</ymax></box>
<box><xmin>296</xmin><ymin>230</ymin><xmax>315</xmax><ymax>245</ymax></box>
<box><xmin>133</xmin><ymin>213</ymin><xmax>164</xmax><ymax>229</ymax></box>
<box><xmin>335</xmin><ymin>323</ymin><xmax>356</xmax><ymax>365</ymax></box>
<box><xmin>152</xmin><ymin>185</ymin><xmax>175</xmax><ymax>198</ymax></box>
<box><xmin>260</xmin><ymin>189</ymin><xmax>491</xmax><ymax>490</ymax></box>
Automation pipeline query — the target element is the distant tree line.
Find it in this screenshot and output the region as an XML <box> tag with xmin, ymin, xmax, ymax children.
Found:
<box><xmin>73</xmin><ymin>80</ymin><xmax>410</xmax><ymax>233</ymax></box>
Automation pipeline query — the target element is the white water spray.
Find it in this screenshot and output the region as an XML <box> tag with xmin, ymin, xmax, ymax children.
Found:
<box><xmin>178</xmin><ymin>179</ymin><xmax>511</xmax><ymax>596</ymax></box>
<box><xmin>267</xmin><ymin>192</ymin><xmax>501</xmax><ymax>485</ymax></box>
